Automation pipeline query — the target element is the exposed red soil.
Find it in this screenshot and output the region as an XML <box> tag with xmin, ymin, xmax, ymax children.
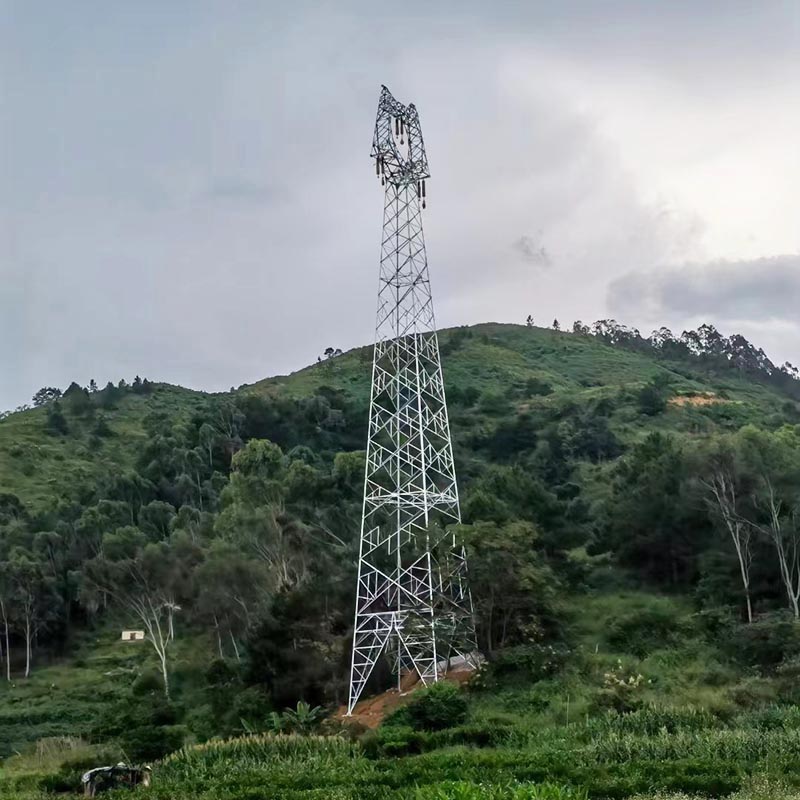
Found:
<box><xmin>668</xmin><ymin>392</ymin><xmax>726</xmax><ymax>407</ymax></box>
<box><xmin>335</xmin><ymin>666</ymin><xmax>476</xmax><ymax>729</ymax></box>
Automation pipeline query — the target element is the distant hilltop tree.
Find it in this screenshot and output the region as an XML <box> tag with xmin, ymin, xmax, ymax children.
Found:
<box><xmin>64</xmin><ymin>382</ymin><xmax>94</xmax><ymax>418</ymax></box>
<box><xmin>525</xmin><ymin>315</ymin><xmax>534</xmax><ymax>327</ymax></box>
<box><xmin>45</xmin><ymin>400</ymin><xmax>69</xmax><ymax>435</ymax></box>
<box><xmin>572</xmin><ymin>321</ymin><xmax>590</xmax><ymax>335</ymax></box>
<box><xmin>32</xmin><ymin>387</ymin><xmax>62</xmax><ymax>407</ymax></box>
<box><xmin>552</xmin><ymin>319</ymin><xmax>560</xmax><ymax>331</ymax></box>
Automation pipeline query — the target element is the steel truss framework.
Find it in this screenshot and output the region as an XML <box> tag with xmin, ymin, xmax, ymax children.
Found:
<box><xmin>347</xmin><ymin>86</ymin><xmax>477</xmax><ymax>714</ymax></box>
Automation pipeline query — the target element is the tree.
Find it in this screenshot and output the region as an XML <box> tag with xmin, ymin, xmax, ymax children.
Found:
<box><xmin>602</xmin><ymin>432</ymin><xmax>701</xmax><ymax>585</ymax></box>
<box><xmin>751</xmin><ymin>479</ymin><xmax>800</xmax><ymax>619</ymax></box>
<box><xmin>85</xmin><ymin>535</ymin><xmax>199</xmax><ymax>697</ymax></box>
<box><xmin>99</xmin><ymin>381</ymin><xmax>121</xmax><ymax>409</ymax></box>
<box><xmin>138</xmin><ymin>501</ymin><xmax>177</xmax><ymax>542</ymax></box>
<box><xmin>0</xmin><ymin>566</ymin><xmax>11</xmax><ymax>681</ymax></box>
<box><xmin>5</xmin><ymin>548</ymin><xmax>58</xmax><ymax>677</ymax></box>
<box><xmin>32</xmin><ymin>387</ymin><xmax>62</xmax><ymax>407</ymax></box>
<box><xmin>526</xmin><ymin>315</ymin><xmax>534</xmax><ymax>327</ymax></box>
<box><xmin>195</xmin><ymin>541</ymin><xmax>268</xmax><ymax>660</ymax></box>
<box><xmin>92</xmin><ymin>414</ymin><xmax>113</xmax><ymax>438</ymax></box>
<box><xmin>637</xmin><ymin>378</ymin><xmax>668</xmax><ymax>416</ymax></box>
<box><xmin>700</xmin><ymin>440</ymin><xmax>754</xmax><ymax>623</ymax></box>
<box><xmin>552</xmin><ymin>319</ymin><xmax>560</xmax><ymax>331</ymax></box>
<box><xmin>736</xmin><ymin>426</ymin><xmax>800</xmax><ymax>619</ymax></box>
<box><xmin>572</xmin><ymin>320</ymin><xmax>589</xmax><ymax>335</ymax></box>
<box><xmin>45</xmin><ymin>401</ymin><xmax>69</xmax><ymax>435</ymax></box>
<box><xmin>457</xmin><ymin>520</ymin><xmax>559</xmax><ymax>652</ymax></box>
<box><xmin>63</xmin><ymin>382</ymin><xmax>94</xmax><ymax>418</ymax></box>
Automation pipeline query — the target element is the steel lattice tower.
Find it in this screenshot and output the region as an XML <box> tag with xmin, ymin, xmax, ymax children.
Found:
<box><xmin>347</xmin><ymin>86</ymin><xmax>477</xmax><ymax>714</ymax></box>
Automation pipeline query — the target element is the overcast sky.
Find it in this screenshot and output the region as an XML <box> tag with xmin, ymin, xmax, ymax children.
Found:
<box><xmin>2</xmin><ymin>1</ymin><xmax>798</xmax><ymax>411</ymax></box>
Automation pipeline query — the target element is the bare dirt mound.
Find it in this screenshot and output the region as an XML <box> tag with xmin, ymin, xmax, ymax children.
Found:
<box><xmin>336</xmin><ymin>666</ymin><xmax>476</xmax><ymax>729</ymax></box>
<box><xmin>668</xmin><ymin>392</ymin><xmax>727</xmax><ymax>407</ymax></box>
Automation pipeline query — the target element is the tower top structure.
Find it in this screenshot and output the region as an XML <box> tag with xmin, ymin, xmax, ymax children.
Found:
<box><xmin>371</xmin><ymin>85</ymin><xmax>430</xmax><ymax>187</ymax></box>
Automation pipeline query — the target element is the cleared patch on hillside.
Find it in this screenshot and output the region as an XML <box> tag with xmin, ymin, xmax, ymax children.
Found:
<box><xmin>668</xmin><ymin>392</ymin><xmax>728</xmax><ymax>408</ymax></box>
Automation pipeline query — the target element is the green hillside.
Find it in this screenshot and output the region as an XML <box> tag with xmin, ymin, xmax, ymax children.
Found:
<box><xmin>3</xmin><ymin>322</ymin><xmax>800</xmax><ymax>799</ymax></box>
<box><xmin>1</xmin><ymin>323</ymin><xmax>793</xmax><ymax>511</ymax></box>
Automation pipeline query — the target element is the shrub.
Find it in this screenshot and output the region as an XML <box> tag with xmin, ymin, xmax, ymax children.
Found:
<box><xmin>728</xmin><ymin>677</ymin><xmax>779</xmax><ymax>710</ymax></box>
<box><xmin>478</xmin><ymin>645</ymin><xmax>569</xmax><ymax>688</ymax></box>
<box><xmin>385</xmin><ymin>683</ymin><xmax>468</xmax><ymax>733</ymax></box>
<box><xmin>232</xmin><ymin>687</ymin><xmax>274</xmax><ymax>730</ymax></box>
<box><xmin>606</xmin><ymin>601</ymin><xmax>686</xmax><ymax>657</ymax></box>
<box><xmin>121</xmin><ymin>724</ymin><xmax>185</xmax><ymax>763</ymax></box>
<box><xmin>362</xmin><ymin>725</ymin><xmax>427</xmax><ymax>758</ymax></box>
<box><xmin>593</xmin><ymin>660</ymin><xmax>650</xmax><ymax>714</ymax></box>
<box><xmin>132</xmin><ymin>669</ymin><xmax>164</xmax><ymax>696</ymax></box>
<box><xmin>525</xmin><ymin>378</ymin><xmax>553</xmax><ymax>397</ymax></box>
<box><xmin>724</xmin><ymin>613</ymin><xmax>800</xmax><ymax>670</ymax></box>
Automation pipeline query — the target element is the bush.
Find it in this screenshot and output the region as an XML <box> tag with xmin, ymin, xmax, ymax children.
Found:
<box><xmin>724</xmin><ymin>613</ymin><xmax>800</xmax><ymax>670</ymax></box>
<box><xmin>606</xmin><ymin>601</ymin><xmax>686</xmax><ymax>657</ymax></box>
<box><xmin>525</xmin><ymin>378</ymin><xmax>553</xmax><ymax>397</ymax></box>
<box><xmin>34</xmin><ymin>746</ymin><xmax>124</xmax><ymax>793</ymax></box>
<box><xmin>728</xmin><ymin>677</ymin><xmax>779</xmax><ymax>710</ymax></box>
<box><xmin>132</xmin><ymin>669</ymin><xmax>164</xmax><ymax>696</ymax></box>
<box><xmin>388</xmin><ymin>683</ymin><xmax>468</xmax><ymax>732</ymax></box>
<box><xmin>121</xmin><ymin>723</ymin><xmax>185</xmax><ymax>762</ymax></box>
<box><xmin>477</xmin><ymin>645</ymin><xmax>569</xmax><ymax>689</ymax></box>
<box><xmin>362</xmin><ymin>725</ymin><xmax>427</xmax><ymax>758</ymax></box>
<box><xmin>232</xmin><ymin>686</ymin><xmax>274</xmax><ymax>729</ymax></box>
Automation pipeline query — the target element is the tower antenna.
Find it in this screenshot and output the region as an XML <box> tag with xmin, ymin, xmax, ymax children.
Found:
<box><xmin>347</xmin><ymin>86</ymin><xmax>477</xmax><ymax>714</ymax></box>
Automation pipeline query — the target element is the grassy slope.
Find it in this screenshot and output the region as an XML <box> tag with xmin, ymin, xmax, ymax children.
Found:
<box><xmin>0</xmin><ymin>387</ymin><xmax>207</xmax><ymax>510</ymax></box>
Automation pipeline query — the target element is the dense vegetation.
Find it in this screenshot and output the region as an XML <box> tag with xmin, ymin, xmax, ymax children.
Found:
<box><xmin>3</xmin><ymin>320</ymin><xmax>800</xmax><ymax>798</ymax></box>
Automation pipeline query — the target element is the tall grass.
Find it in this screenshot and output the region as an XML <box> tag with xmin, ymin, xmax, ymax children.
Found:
<box><xmin>588</xmin><ymin>727</ymin><xmax>800</xmax><ymax>763</ymax></box>
<box><xmin>159</xmin><ymin>733</ymin><xmax>362</xmax><ymax>781</ymax></box>
<box><xmin>413</xmin><ymin>782</ymin><xmax>588</xmax><ymax>799</ymax></box>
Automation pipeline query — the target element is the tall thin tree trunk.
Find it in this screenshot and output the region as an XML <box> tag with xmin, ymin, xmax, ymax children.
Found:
<box><xmin>24</xmin><ymin>614</ymin><xmax>31</xmax><ymax>678</ymax></box>
<box><xmin>229</xmin><ymin>631</ymin><xmax>241</xmax><ymax>662</ymax></box>
<box><xmin>214</xmin><ymin>616</ymin><xmax>224</xmax><ymax>659</ymax></box>
<box><xmin>4</xmin><ymin>621</ymin><xmax>10</xmax><ymax>681</ymax></box>
<box><xmin>159</xmin><ymin>649</ymin><xmax>170</xmax><ymax>699</ymax></box>
<box><xmin>0</xmin><ymin>599</ymin><xmax>8</xmax><ymax>681</ymax></box>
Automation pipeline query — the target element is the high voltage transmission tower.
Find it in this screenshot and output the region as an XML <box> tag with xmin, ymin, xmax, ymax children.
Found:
<box><xmin>347</xmin><ymin>86</ymin><xmax>478</xmax><ymax>714</ymax></box>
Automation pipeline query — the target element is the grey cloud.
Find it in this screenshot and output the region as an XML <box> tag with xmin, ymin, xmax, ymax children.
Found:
<box><xmin>0</xmin><ymin>1</ymin><xmax>796</xmax><ymax>411</ymax></box>
<box><xmin>208</xmin><ymin>178</ymin><xmax>284</xmax><ymax>205</ymax></box>
<box><xmin>608</xmin><ymin>255</ymin><xmax>800</xmax><ymax>324</ymax></box>
<box><xmin>512</xmin><ymin>235</ymin><xmax>551</xmax><ymax>268</ymax></box>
